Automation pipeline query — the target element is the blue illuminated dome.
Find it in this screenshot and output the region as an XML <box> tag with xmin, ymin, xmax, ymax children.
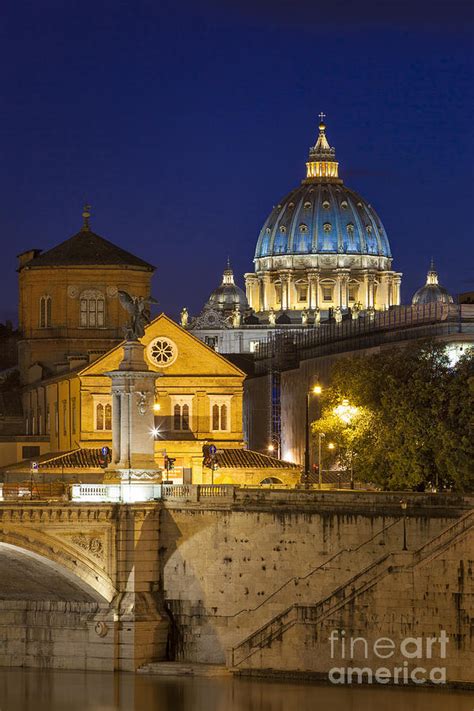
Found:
<box><xmin>254</xmin><ymin>122</ymin><xmax>391</xmax><ymax>261</ymax></box>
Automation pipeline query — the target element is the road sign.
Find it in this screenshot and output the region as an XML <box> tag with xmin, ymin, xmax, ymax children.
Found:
<box><xmin>101</xmin><ymin>446</ymin><xmax>110</xmax><ymax>457</ymax></box>
<box><xmin>31</xmin><ymin>461</ymin><xmax>39</xmax><ymax>472</ymax></box>
<box><xmin>209</xmin><ymin>445</ymin><xmax>217</xmax><ymax>456</ymax></box>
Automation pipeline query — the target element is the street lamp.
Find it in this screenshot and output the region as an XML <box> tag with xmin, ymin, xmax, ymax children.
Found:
<box><xmin>304</xmin><ymin>382</ymin><xmax>322</xmax><ymax>487</ymax></box>
<box><xmin>333</xmin><ymin>398</ymin><xmax>359</xmax><ymax>489</ymax></box>
<box><xmin>400</xmin><ymin>499</ymin><xmax>408</xmax><ymax>550</ymax></box>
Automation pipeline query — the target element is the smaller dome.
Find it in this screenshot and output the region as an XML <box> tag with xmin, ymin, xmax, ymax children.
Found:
<box><xmin>205</xmin><ymin>261</ymin><xmax>249</xmax><ymax>313</ymax></box>
<box><xmin>412</xmin><ymin>260</ymin><xmax>453</xmax><ymax>306</ymax></box>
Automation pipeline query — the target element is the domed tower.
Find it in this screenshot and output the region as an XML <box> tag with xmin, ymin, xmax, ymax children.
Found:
<box><xmin>245</xmin><ymin>116</ymin><xmax>402</xmax><ymax>317</ymax></box>
<box><xmin>412</xmin><ymin>260</ymin><xmax>453</xmax><ymax>305</ymax></box>
<box><xmin>204</xmin><ymin>260</ymin><xmax>249</xmax><ymax>316</ymax></box>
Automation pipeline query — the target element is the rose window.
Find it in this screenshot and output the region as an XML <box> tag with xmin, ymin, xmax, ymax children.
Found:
<box><xmin>147</xmin><ymin>337</ymin><xmax>178</xmax><ymax>368</ymax></box>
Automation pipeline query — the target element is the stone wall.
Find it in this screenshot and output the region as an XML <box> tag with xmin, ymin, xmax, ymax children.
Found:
<box><xmin>160</xmin><ymin>492</ymin><xmax>471</xmax><ymax>671</ymax></box>
<box><xmin>231</xmin><ymin>515</ymin><xmax>474</xmax><ymax>685</ymax></box>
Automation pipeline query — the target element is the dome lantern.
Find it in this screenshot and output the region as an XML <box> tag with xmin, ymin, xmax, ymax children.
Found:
<box><xmin>306</xmin><ymin>113</ymin><xmax>340</xmax><ymax>181</ymax></box>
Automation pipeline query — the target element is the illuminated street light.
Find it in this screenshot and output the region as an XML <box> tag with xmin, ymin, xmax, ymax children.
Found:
<box><xmin>333</xmin><ymin>398</ymin><xmax>358</xmax><ymax>424</ymax></box>
<box><xmin>267</xmin><ymin>444</ymin><xmax>275</xmax><ymax>453</ymax></box>
<box><xmin>153</xmin><ymin>402</ymin><xmax>161</xmax><ymax>412</ymax></box>
<box><xmin>333</xmin><ymin>399</ymin><xmax>359</xmax><ymax>489</ymax></box>
<box><xmin>328</xmin><ymin>442</ymin><xmax>335</xmax><ymax>450</ymax></box>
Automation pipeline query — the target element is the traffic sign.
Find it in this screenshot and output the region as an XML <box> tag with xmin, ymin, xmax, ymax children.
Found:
<box><xmin>101</xmin><ymin>446</ymin><xmax>110</xmax><ymax>457</ymax></box>
<box><xmin>209</xmin><ymin>445</ymin><xmax>217</xmax><ymax>456</ymax></box>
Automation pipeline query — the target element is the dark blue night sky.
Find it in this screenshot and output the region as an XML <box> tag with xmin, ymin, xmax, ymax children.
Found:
<box><xmin>0</xmin><ymin>0</ymin><xmax>472</xmax><ymax>322</ymax></box>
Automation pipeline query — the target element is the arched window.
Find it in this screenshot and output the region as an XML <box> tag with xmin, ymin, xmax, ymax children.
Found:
<box><xmin>104</xmin><ymin>403</ymin><xmax>112</xmax><ymax>431</ymax></box>
<box><xmin>96</xmin><ymin>403</ymin><xmax>104</xmax><ymax>430</ymax></box>
<box><xmin>172</xmin><ymin>399</ymin><xmax>192</xmax><ymax>431</ymax></box>
<box><xmin>182</xmin><ymin>404</ymin><xmax>190</xmax><ymax>430</ymax></box>
<box><xmin>94</xmin><ymin>398</ymin><xmax>112</xmax><ymax>431</ymax></box>
<box><xmin>220</xmin><ymin>404</ymin><xmax>227</xmax><ymax>431</ymax></box>
<box><xmin>80</xmin><ymin>290</ymin><xmax>105</xmax><ymax>327</ymax></box>
<box><xmin>212</xmin><ymin>404</ymin><xmax>220</xmax><ymax>431</ymax></box>
<box><xmin>173</xmin><ymin>404</ymin><xmax>181</xmax><ymax>430</ymax></box>
<box><xmin>210</xmin><ymin>398</ymin><xmax>231</xmax><ymax>432</ymax></box>
<box><xmin>40</xmin><ymin>295</ymin><xmax>52</xmax><ymax>328</ymax></box>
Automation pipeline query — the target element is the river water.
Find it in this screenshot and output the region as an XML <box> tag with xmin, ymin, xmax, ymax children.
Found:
<box><xmin>0</xmin><ymin>670</ymin><xmax>472</xmax><ymax>711</ymax></box>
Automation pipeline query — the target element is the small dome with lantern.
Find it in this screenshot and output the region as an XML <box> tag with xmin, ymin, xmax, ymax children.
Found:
<box><xmin>205</xmin><ymin>260</ymin><xmax>249</xmax><ymax>314</ymax></box>
<box><xmin>412</xmin><ymin>260</ymin><xmax>453</xmax><ymax>306</ymax></box>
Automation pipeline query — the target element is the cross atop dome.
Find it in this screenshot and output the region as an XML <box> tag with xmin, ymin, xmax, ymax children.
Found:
<box><xmin>82</xmin><ymin>203</ymin><xmax>91</xmax><ymax>231</ymax></box>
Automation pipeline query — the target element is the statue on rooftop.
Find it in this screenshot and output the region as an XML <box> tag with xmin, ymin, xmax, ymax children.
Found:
<box><xmin>118</xmin><ymin>290</ymin><xmax>158</xmax><ymax>340</ymax></box>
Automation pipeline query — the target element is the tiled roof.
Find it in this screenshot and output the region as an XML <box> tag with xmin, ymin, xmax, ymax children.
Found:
<box><xmin>215</xmin><ymin>449</ymin><xmax>300</xmax><ymax>469</ymax></box>
<box><xmin>39</xmin><ymin>448</ymin><xmax>103</xmax><ymax>469</ymax></box>
<box><xmin>21</xmin><ymin>229</ymin><xmax>155</xmax><ymax>270</ymax></box>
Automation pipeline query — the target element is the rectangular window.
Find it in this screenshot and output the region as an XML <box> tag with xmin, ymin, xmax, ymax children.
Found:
<box><xmin>348</xmin><ymin>286</ymin><xmax>358</xmax><ymax>302</ymax></box>
<box><xmin>89</xmin><ymin>299</ymin><xmax>96</xmax><ymax>326</ymax></box>
<box><xmin>298</xmin><ymin>286</ymin><xmax>308</xmax><ymax>302</ymax></box>
<box><xmin>322</xmin><ymin>286</ymin><xmax>333</xmax><ymax>302</ymax></box>
<box><xmin>204</xmin><ymin>336</ymin><xmax>218</xmax><ymax>351</ymax></box>
<box><xmin>22</xmin><ymin>445</ymin><xmax>40</xmax><ymax>459</ymax></box>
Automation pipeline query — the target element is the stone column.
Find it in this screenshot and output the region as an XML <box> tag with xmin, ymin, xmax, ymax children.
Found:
<box><xmin>262</xmin><ymin>274</ymin><xmax>271</xmax><ymax>311</ymax></box>
<box><xmin>245</xmin><ymin>274</ymin><xmax>258</xmax><ymax>311</ymax></box>
<box><xmin>113</xmin><ymin>505</ymin><xmax>169</xmax><ymax>671</ymax></box>
<box><xmin>112</xmin><ymin>392</ymin><xmax>121</xmax><ymax>464</ymax></box>
<box><xmin>364</xmin><ymin>272</ymin><xmax>376</xmax><ymax>309</ymax></box>
<box><xmin>393</xmin><ymin>274</ymin><xmax>402</xmax><ymax>306</ymax></box>
<box><xmin>308</xmin><ymin>270</ymin><xmax>320</xmax><ymax>310</ymax></box>
<box><xmin>280</xmin><ymin>271</ymin><xmax>290</xmax><ymax>310</ymax></box>
<box><xmin>337</xmin><ymin>269</ymin><xmax>350</xmax><ymax>311</ymax></box>
<box><xmin>107</xmin><ymin>341</ymin><xmax>161</xmax><ymax>472</ymax></box>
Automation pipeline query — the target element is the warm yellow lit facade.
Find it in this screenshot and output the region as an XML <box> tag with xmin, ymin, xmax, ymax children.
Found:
<box><xmin>22</xmin><ymin>314</ymin><xmax>246</xmax><ymax>483</ymax></box>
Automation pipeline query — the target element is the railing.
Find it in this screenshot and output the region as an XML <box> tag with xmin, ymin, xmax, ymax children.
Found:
<box><xmin>161</xmin><ymin>484</ymin><xmax>236</xmax><ymax>501</ymax></box>
<box><xmin>0</xmin><ymin>482</ymin><xmax>67</xmax><ymax>501</ymax></box>
<box><xmin>70</xmin><ymin>483</ymin><xmax>121</xmax><ymax>502</ymax></box>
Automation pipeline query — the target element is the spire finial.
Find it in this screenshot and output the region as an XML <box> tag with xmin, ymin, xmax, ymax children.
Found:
<box><xmin>430</xmin><ymin>256</ymin><xmax>435</xmax><ymax>271</ymax></box>
<box><xmin>318</xmin><ymin>111</ymin><xmax>326</xmax><ymax>127</ymax></box>
<box><xmin>226</xmin><ymin>255</ymin><xmax>231</xmax><ymax>270</ymax></box>
<box><xmin>82</xmin><ymin>204</ymin><xmax>91</xmax><ymax>230</ymax></box>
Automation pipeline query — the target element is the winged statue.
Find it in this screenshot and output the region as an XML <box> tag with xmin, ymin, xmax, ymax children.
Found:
<box><xmin>118</xmin><ymin>290</ymin><xmax>158</xmax><ymax>340</ymax></box>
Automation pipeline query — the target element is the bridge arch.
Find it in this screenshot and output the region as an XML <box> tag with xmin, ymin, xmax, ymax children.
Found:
<box><xmin>0</xmin><ymin>527</ymin><xmax>116</xmax><ymax>602</ymax></box>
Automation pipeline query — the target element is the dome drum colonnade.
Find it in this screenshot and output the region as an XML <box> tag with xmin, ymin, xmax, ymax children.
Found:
<box><xmin>244</xmin><ymin>118</ymin><xmax>402</xmax><ymax>319</ymax></box>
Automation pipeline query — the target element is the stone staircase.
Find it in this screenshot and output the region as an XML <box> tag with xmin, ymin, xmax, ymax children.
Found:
<box><xmin>229</xmin><ymin>509</ymin><xmax>474</xmax><ymax>668</ymax></box>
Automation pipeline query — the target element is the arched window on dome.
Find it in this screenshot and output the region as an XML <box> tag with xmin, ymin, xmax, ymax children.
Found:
<box><xmin>80</xmin><ymin>289</ymin><xmax>105</xmax><ymax>328</ymax></box>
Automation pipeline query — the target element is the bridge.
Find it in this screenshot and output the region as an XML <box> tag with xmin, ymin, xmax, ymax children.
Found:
<box><xmin>0</xmin><ymin>490</ymin><xmax>472</xmax><ymax>679</ymax></box>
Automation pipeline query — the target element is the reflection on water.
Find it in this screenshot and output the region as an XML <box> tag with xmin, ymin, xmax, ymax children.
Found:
<box><xmin>0</xmin><ymin>670</ymin><xmax>472</xmax><ymax>711</ymax></box>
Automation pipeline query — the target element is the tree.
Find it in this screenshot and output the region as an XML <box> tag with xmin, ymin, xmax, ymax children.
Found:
<box><xmin>311</xmin><ymin>341</ymin><xmax>474</xmax><ymax>491</ymax></box>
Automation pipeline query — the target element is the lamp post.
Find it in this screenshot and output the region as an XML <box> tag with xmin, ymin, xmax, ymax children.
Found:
<box><xmin>304</xmin><ymin>383</ymin><xmax>322</xmax><ymax>487</ymax></box>
<box><xmin>318</xmin><ymin>432</ymin><xmax>325</xmax><ymax>489</ymax></box>
<box><xmin>400</xmin><ymin>499</ymin><xmax>408</xmax><ymax>550</ymax></box>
